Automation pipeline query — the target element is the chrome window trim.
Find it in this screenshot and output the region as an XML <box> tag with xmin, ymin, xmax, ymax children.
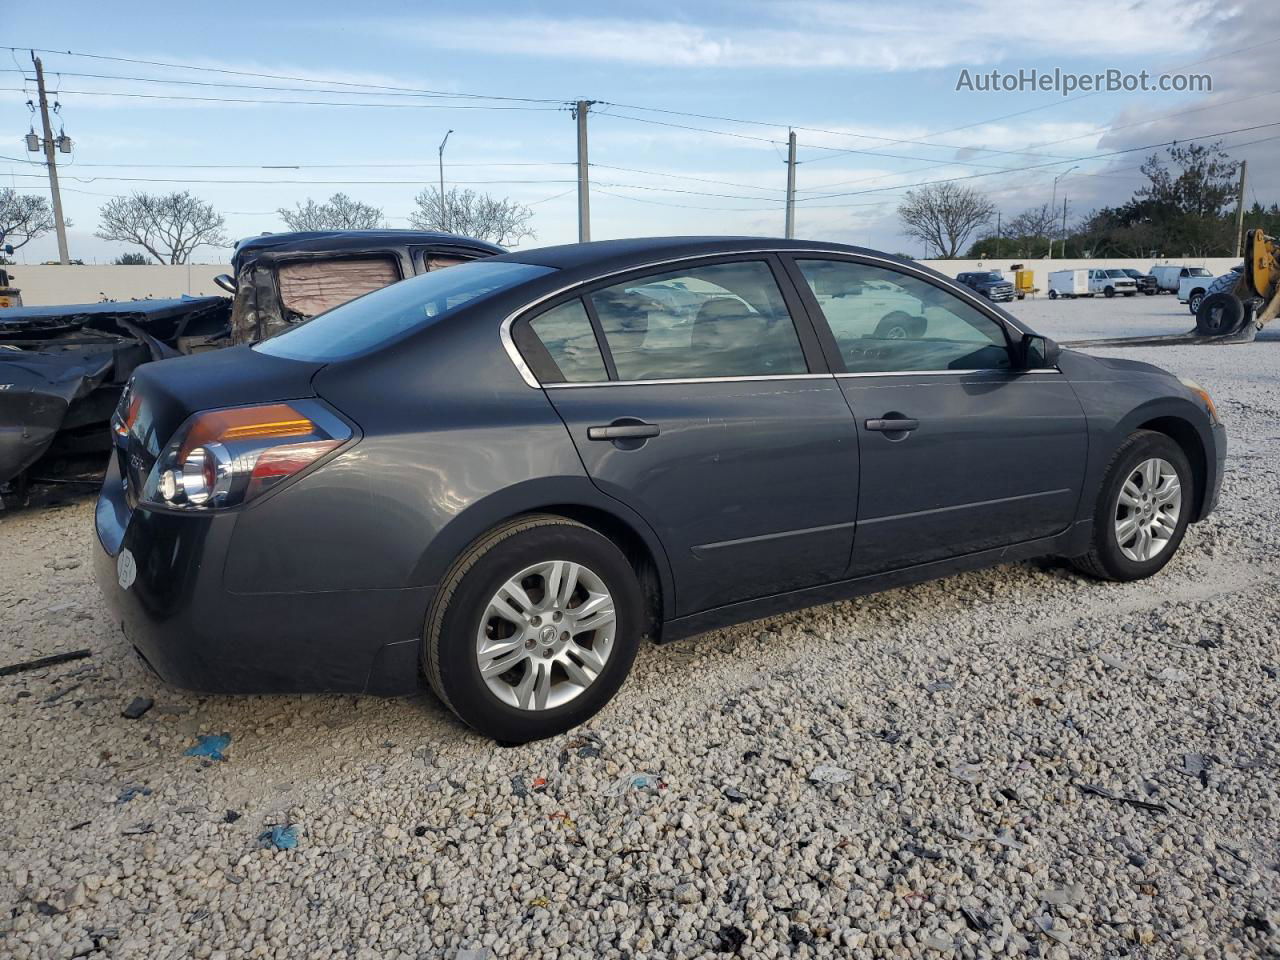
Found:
<box><xmin>498</xmin><ymin>247</ymin><xmax>1031</xmax><ymax>389</ymax></box>
<box><xmin>835</xmin><ymin>368</ymin><xmax>1062</xmax><ymax>379</ymax></box>
<box><xmin>544</xmin><ymin>373</ymin><xmax>831</xmax><ymax>389</ymax></box>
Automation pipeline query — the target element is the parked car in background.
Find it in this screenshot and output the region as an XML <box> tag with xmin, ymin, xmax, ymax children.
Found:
<box><xmin>1121</xmin><ymin>268</ymin><xmax>1158</xmax><ymax>295</ymax></box>
<box><xmin>955</xmin><ymin>270</ymin><xmax>1015</xmax><ymax>303</ymax></box>
<box><xmin>1178</xmin><ymin>266</ymin><xmax>1239</xmax><ymax>314</ymax></box>
<box><xmin>95</xmin><ymin>236</ymin><xmax>1225</xmax><ymax>741</ymax></box>
<box><xmin>1047</xmin><ymin>269</ymin><xmax>1090</xmax><ymax>299</ymax></box>
<box><xmin>222</xmin><ymin>229</ymin><xmax>506</xmax><ymax>344</ymax></box>
<box><xmin>1152</xmin><ymin>264</ymin><xmax>1210</xmax><ymax>295</ymax></box>
<box><xmin>1088</xmin><ymin>269</ymin><xmax>1138</xmax><ymax>298</ymax></box>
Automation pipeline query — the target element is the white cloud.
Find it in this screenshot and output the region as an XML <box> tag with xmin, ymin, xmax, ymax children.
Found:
<box><xmin>377</xmin><ymin>1</ymin><xmax>1221</xmax><ymax>71</ymax></box>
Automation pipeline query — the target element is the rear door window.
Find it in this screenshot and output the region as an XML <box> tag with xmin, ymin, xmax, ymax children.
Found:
<box><xmin>587</xmin><ymin>260</ymin><xmax>808</xmax><ymax>381</ymax></box>
<box><xmin>525</xmin><ymin>300</ymin><xmax>608</xmax><ymax>383</ymax></box>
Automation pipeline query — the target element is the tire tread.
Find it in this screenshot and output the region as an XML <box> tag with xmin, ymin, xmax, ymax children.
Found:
<box><xmin>421</xmin><ymin>514</ymin><xmax>589</xmax><ymax>714</ymax></box>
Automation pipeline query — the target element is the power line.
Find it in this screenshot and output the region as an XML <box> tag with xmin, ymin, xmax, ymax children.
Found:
<box><xmin>3</xmin><ymin>46</ymin><xmax>563</xmax><ymax>104</ymax></box>
<box><xmin>0</xmin><ymin>87</ymin><xmax>563</xmax><ymax>110</ymax></box>
<box><xmin>794</xmin><ymin>120</ymin><xmax>1280</xmax><ymax>202</ymax></box>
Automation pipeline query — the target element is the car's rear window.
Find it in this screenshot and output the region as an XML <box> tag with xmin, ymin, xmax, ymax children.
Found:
<box><xmin>255</xmin><ymin>260</ymin><xmax>553</xmax><ymax>362</ymax></box>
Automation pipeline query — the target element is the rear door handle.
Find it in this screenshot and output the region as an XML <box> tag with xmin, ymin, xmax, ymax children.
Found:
<box><xmin>587</xmin><ymin>421</ymin><xmax>661</xmax><ymax>441</ymax></box>
<box><xmin>865</xmin><ymin>417</ymin><xmax>920</xmax><ymax>432</ymax></box>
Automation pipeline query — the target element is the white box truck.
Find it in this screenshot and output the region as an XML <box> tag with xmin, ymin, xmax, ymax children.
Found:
<box><xmin>1047</xmin><ymin>269</ymin><xmax>1089</xmax><ymax>299</ymax></box>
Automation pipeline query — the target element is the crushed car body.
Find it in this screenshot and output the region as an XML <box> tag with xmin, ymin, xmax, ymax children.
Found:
<box><xmin>0</xmin><ymin>230</ymin><xmax>504</xmax><ymax>489</ymax></box>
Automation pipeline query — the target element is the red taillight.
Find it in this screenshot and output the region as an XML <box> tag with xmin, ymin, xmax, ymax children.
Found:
<box><xmin>141</xmin><ymin>400</ymin><xmax>352</xmax><ymax>510</ymax></box>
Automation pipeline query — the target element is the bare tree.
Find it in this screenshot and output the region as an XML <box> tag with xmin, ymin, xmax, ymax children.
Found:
<box><xmin>898</xmin><ymin>182</ymin><xmax>995</xmax><ymax>258</ymax></box>
<box><xmin>0</xmin><ymin>188</ymin><xmax>58</xmax><ymax>250</ymax></box>
<box><xmin>96</xmin><ymin>191</ymin><xmax>228</xmax><ymax>264</ymax></box>
<box><xmin>409</xmin><ymin>187</ymin><xmax>535</xmax><ymax>246</ymax></box>
<box><xmin>279</xmin><ymin>193</ymin><xmax>384</xmax><ymax>231</ymax></box>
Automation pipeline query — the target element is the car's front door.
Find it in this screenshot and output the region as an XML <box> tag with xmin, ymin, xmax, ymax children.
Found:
<box><xmin>785</xmin><ymin>256</ymin><xmax>1088</xmax><ymax>577</ymax></box>
<box><xmin>515</xmin><ymin>256</ymin><xmax>861</xmax><ymax>615</ymax></box>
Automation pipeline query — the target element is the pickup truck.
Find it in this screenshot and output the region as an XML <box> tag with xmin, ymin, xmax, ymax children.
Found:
<box><xmin>1</xmin><ymin>229</ymin><xmax>503</xmax><ymax>493</ymax></box>
<box><xmin>954</xmin><ymin>271</ymin><xmax>1015</xmax><ymax>303</ymax></box>
<box><xmin>1179</xmin><ymin>266</ymin><xmax>1241</xmax><ymax>315</ymax></box>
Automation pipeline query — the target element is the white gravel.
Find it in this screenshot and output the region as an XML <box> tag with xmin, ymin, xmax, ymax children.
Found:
<box><xmin>2</xmin><ymin>293</ymin><xmax>1278</xmax><ymax>959</ymax></box>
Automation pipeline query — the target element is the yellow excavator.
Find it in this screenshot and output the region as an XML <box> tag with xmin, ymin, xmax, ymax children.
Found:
<box><xmin>1066</xmin><ymin>228</ymin><xmax>1279</xmax><ymax>347</ymax></box>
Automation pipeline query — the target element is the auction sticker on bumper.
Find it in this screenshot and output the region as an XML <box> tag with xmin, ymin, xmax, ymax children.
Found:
<box><xmin>117</xmin><ymin>548</ymin><xmax>137</xmax><ymax>590</ymax></box>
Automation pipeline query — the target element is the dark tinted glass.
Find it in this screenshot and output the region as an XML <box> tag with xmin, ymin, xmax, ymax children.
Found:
<box><xmin>796</xmin><ymin>259</ymin><xmax>1010</xmax><ymax>373</ymax></box>
<box><xmin>527</xmin><ymin>300</ymin><xmax>607</xmax><ymax>383</ymax></box>
<box><xmin>256</xmin><ymin>260</ymin><xmax>553</xmax><ymax>362</ymax></box>
<box><xmin>588</xmin><ymin>260</ymin><xmax>807</xmax><ymax>381</ymax></box>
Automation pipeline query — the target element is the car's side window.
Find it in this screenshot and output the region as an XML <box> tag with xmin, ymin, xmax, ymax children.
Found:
<box><xmin>794</xmin><ymin>259</ymin><xmax>1011</xmax><ymax>374</ymax></box>
<box><xmin>588</xmin><ymin>260</ymin><xmax>808</xmax><ymax>381</ymax></box>
<box><xmin>526</xmin><ymin>299</ymin><xmax>608</xmax><ymax>383</ymax></box>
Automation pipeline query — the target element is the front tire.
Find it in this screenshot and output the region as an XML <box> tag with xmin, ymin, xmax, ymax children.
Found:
<box><xmin>1048</xmin><ymin>289</ymin><xmax>1059</xmax><ymax>300</ymax></box>
<box><xmin>1071</xmin><ymin>431</ymin><xmax>1193</xmax><ymax>582</ymax></box>
<box><xmin>1104</xmin><ymin>286</ymin><xmax>1116</xmax><ymax>298</ymax></box>
<box><xmin>423</xmin><ymin>515</ymin><xmax>643</xmax><ymax>742</ymax></box>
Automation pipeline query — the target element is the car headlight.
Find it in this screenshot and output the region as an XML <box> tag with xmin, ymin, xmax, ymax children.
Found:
<box><xmin>1178</xmin><ymin>377</ymin><xmax>1220</xmax><ymax>425</ymax></box>
<box><xmin>140</xmin><ymin>399</ymin><xmax>353</xmax><ymax>511</ymax></box>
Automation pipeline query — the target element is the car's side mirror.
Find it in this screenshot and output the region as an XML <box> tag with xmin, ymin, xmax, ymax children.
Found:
<box><xmin>1017</xmin><ymin>333</ymin><xmax>1060</xmax><ymax>369</ymax></box>
<box><xmin>213</xmin><ymin>274</ymin><xmax>237</xmax><ymax>294</ymax></box>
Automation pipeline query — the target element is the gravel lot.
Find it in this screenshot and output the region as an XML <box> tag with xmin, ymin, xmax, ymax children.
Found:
<box><xmin>2</xmin><ymin>293</ymin><xmax>1278</xmax><ymax>960</ymax></box>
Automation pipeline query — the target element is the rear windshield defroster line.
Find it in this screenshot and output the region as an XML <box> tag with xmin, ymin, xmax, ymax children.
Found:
<box><xmin>255</xmin><ymin>260</ymin><xmax>554</xmax><ymax>362</ymax></box>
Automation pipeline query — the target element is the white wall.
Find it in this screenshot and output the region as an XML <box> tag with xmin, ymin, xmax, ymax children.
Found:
<box><xmin>1</xmin><ymin>264</ymin><xmax>231</xmax><ymax>306</ymax></box>
<box><xmin>1</xmin><ymin>256</ymin><xmax>1244</xmax><ymax>307</ymax></box>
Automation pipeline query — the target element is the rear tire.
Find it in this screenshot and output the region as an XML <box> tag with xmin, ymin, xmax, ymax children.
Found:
<box><xmin>423</xmin><ymin>515</ymin><xmax>643</xmax><ymax>742</ymax></box>
<box><xmin>1048</xmin><ymin>289</ymin><xmax>1059</xmax><ymax>300</ymax></box>
<box><xmin>1071</xmin><ymin>431</ymin><xmax>1193</xmax><ymax>582</ymax></box>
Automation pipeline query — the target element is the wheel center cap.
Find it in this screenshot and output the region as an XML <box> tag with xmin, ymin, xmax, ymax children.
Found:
<box><xmin>538</xmin><ymin>625</ymin><xmax>558</xmax><ymax>645</ymax></box>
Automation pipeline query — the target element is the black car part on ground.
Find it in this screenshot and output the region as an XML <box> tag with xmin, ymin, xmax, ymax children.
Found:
<box><xmin>0</xmin><ymin>297</ymin><xmax>231</xmax><ymax>487</ymax></box>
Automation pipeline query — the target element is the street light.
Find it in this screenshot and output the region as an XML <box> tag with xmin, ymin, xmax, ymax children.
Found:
<box><xmin>438</xmin><ymin>129</ymin><xmax>453</xmax><ymax>233</ymax></box>
<box><xmin>1048</xmin><ymin>166</ymin><xmax>1078</xmax><ymax>258</ymax></box>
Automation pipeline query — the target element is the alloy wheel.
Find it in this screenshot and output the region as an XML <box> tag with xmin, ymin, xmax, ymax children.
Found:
<box><xmin>475</xmin><ymin>560</ymin><xmax>616</xmax><ymax>710</ymax></box>
<box><xmin>1114</xmin><ymin>458</ymin><xmax>1182</xmax><ymax>562</ymax></box>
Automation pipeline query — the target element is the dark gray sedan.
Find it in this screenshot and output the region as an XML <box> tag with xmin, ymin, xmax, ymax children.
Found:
<box><xmin>94</xmin><ymin>238</ymin><xmax>1225</xmax><ymax>742</ymax></box>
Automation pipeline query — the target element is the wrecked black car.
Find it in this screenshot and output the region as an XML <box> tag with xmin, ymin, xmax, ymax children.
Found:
<box><xmin>1</xmin><ymin>230</ymin><xmax>504</xmax><ymax>492</ymax></box>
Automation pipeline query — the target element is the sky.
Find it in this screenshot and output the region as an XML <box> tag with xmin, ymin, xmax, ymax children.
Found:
<box><xmin>2</xmin><ymin>0</ymin><xmax>1277</xmax><ymax>264</ymax></box>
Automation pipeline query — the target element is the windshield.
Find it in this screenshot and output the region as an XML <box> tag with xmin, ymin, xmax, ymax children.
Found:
<box><xmin>255</xmin><ymin>260</ymin><xmax>554</xmax><ymax>362</ymax></box>
<box><xmin>1106</xmin><ymin>270</ymin><xmax>1128</xmax><ymax>278</ymax></box>
<box><xmin>978</xmin><ymin>272</ymin><xmax>1003</xmax><ymax>281</ymax></box>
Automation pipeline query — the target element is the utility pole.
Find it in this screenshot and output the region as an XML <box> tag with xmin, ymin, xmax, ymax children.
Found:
<box><xmin>574</xmin><ymin>101</ymin><xmax>593</xmax><ymax>243</ymax></box>
<box><xmin>437</xmin><ymin>129</ymin><xmax>453</xmax><ymax>233</ymax></box>
<box><xmin>784</xmin><ymin>129</ymin><xmax>797</xmax><ymax>239</ymax></box>
<box><xmin>1233</xmin><ymin>160</ymin><xmax>1248</xmax><ymax>258</ymax></box>
<box><xmin>1060</xmin><ymin>197</ymin><xmax>1069</xmax><ymax>257</ymax></box>
<box><xmin>995</xmin><ymin>211</ymin><xmax>1001</xmax><ymax>258</ymax></box>
<box><xmin>32</xmin><ymin>55</ymin><xmax>70</xmax><ymax>264</ymax></box>
<box><xmin>1048</xmin><ymin>166</ymin><xmax>1078</xmax><ymax>259</ymax></box>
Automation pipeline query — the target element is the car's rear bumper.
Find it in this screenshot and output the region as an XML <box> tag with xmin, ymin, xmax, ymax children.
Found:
<box><xmin>93</xmin><ymin>457</ymin><xmax>431</xmax><ymax>696</ymax></box>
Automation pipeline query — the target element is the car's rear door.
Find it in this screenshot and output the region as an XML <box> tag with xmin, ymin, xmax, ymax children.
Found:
<box><xmin>513</xmin><ymin>255</ymin><xmax>860</xmax><ymax>616</ymax></box>
<box><xmin>783</xmin><ymin>255</ymin><xmax>1088</xmax><ymax>577</ymax></box>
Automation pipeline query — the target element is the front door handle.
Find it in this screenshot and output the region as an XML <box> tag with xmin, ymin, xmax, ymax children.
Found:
<box><xmin>587</xmin><ymin>421</ymin><xmax>661</xmax><ymax>441</ymax></box>
<box><xmin>865</xmin><ymin>417</ymin><xmax>920</xmax><ymax>432</ymax></box>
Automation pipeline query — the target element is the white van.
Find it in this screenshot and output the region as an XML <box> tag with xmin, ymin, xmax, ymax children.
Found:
<box><xmin>1150</xmin><ymin>264</ymin><xmax>1211</xmax><ymax>294</ymax></box>
<box><xmin>1088</xmin><ymin>269</ymin><xmax>1138</xmax><ymax>298</ymax></box>
<box><xmin>1047</xmin><ymin>269</ymin><xmax>1089</xmax><ymax>299</ymax></box>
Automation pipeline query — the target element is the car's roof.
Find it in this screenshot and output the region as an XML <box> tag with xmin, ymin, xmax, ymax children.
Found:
<box><xmin>233</xmin><ymin>229</ymin><xmax>506</xmax><ymax>260</ymax></box>
<box><xmin>490</xmin><ymin>236</ymin><xmax>912</xmax><ymax>276</ymax></box>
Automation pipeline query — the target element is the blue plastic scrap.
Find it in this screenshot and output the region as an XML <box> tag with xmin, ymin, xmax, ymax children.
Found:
<box><xmin>258</xmin><ymin>825</ymin><xmax>298</xmax><ymax>850</ymax></box>
<box><xmin>184</xmin><ymin>734</ymin><xmax>232</xmax><ymax>761</ymax></box>
<box><xmin>117</xmin><ymin>785</ymin><xmax>152</xmax><ymax>804</ymax></box>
